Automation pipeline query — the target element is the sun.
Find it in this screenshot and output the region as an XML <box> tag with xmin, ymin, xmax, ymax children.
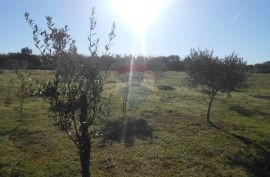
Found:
<box><xmin>112</xmin><ymin>0</ymin><xmax>168</xmax><ymax>33</ymax></box>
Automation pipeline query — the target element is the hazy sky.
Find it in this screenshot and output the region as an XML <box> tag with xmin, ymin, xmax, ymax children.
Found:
<box><xmin>0</xmin><ymin>0</ymin><xmax>270</xmax><ymax>64</ymax></box>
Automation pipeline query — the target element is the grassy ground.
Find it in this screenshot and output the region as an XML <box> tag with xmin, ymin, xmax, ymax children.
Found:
<box><xmin>0</xmin><ymin>70</ymin><xmax>270</xmax><ymax>177</ymax></box>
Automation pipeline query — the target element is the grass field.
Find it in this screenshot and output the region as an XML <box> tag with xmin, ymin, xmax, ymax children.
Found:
<box><xmin>0</xmin><ymin>70</ymin><xmax>270</xmax><ymax>177</ymax></box>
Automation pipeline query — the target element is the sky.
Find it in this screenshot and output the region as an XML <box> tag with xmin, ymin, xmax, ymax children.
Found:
<box><xmin>0</xmin><ymin>0</ymin><xmax>270</xmax><ymax>64</ymax></box>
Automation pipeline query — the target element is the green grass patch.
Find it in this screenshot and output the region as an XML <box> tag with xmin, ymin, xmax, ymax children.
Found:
<box><xmin>0</xmin><ymin>70</ymin><xmax>269</xmax><ymax>176</ymax></box>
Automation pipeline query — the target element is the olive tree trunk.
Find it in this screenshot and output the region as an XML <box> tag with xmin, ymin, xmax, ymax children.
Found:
<box><xmin>20</xmin><ymin>96</ymin><xmax>23</xmax><ymax>119</ymax></box>
<box><xmin>79</xmin><ymin>95</ymin><xmax>91</xmax><ymax>177</ymax></box>
<box><xmin>206</xmin><ymin>90</ymin><xmax>217</xmax><ymax>123</ymax></box>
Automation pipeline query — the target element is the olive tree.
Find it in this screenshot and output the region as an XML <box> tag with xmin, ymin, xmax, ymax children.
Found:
<box><xmin>25</xmin><ymin>7</ymin><xmax>115</xmax><ymax>177</ymax></box>
<box><xmin>15</xmin><ymin>69</ymin><xmax>32</xmax><ymax>119</ymax></box>
<box><xmin>185</xmin><ymin>49</ymin><xmax>248</xmax><ymax>123</ymax></box>
<box><xmin>150</xmin><ymin>60</ymin><xmax>166</xmax><ymax>92</ymax></box>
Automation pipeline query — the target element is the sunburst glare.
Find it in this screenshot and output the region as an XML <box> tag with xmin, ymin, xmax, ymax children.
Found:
<box><xmin>112</xmin><ymin>0</ymin><xmax>169</xmax><ymax>33</ymax></box>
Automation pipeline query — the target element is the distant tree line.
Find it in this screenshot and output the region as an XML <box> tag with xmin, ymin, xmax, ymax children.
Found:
<box><xmin>0</xmin><ymin>50</ymin><xmax>269</xmax><ymax>73</ymax></box>
<box><xmin>254</xmin><ymin>61</ymin><xmax>270</xmax><ymax>73</ymax></box>
<box><xmin>0</xmin><ymin>52</ymin><xmax>40</xmax><ymax>69</ymax></box>
<box><xmin>0</xmin><ymin>52</ymin><xmax>185</xmax><ymax>71</ymax></box>
<box><xmin>83</xmin><ymin>54</ymin><xmax>186</xmax><ymax>72</ymax></box>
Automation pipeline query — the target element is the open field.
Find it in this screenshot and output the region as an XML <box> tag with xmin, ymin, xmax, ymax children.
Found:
<box><xmin>0</xmin><ymin>70</ymin><xmax>270</xmax><ymax>177</ymax></box>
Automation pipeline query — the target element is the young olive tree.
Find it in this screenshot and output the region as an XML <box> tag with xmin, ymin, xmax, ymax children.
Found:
<box><xmin>15</xmin><ymin>69</ymin><xmax>32</xmax><ymax>119</ymax></box>
<box><xmin>25</xmin><ymin>7</ymin><xmax>115</xmax><ymax>177</ymax></box>
<box><xmin>150</xmin><ymin>60</ymin><xmax>166</xmax><ymax>92</ymax></box>
<box><xmin>5</xmin><ymin>78</ymin><xmax>14</xmax><ymax>105</ymax></box>
<box><xmin>185</xmin><ymin>49</ymin><xmax>248</xmax><ymax>123</ymax></box>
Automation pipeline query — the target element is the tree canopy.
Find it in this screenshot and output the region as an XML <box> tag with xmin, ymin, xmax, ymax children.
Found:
<box><xmin>185</xmin><ymin>49</ymin><xmax>248</xmax><ymax>122</ymax></box>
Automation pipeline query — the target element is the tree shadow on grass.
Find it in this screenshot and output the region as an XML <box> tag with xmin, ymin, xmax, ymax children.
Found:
<box><xmin>254</xmin><ymin>95</ymin><xmax>270</xmax><ymax>100</ymax></box>
<box><xmin>100</xmin><ymin>118</ymin><xmax>153</xmax><ymax>147</ymax></box>
<box><xmin>229</xmin><ymin>105</ymin><xmax>270</xmax><ymax>117</ymax></box>
<box><xmin>0</xmin><ymin>124</ymin><xmax>21</xmax><ymax>137</ymax></box>
<box><xmin>227</xmin><ymin>140</ymin><xmax>270</xmax><ymax>177</ymax></box>
<box><xmin>209</xmin><ymin>121</ymin><xmax>270</xmax><ymax>177</ymax></box>
<box><xmin>229</xmin><ymin>105</ymin><xmax>254</xmax><ymax>116</ymax></box>
<box><xmin>158</xmin><ymin>85</ymin><xmax>175</xmax><ymax>91</ymax></box>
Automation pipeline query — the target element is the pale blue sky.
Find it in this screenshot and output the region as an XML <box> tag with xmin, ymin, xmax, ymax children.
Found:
<box><xmin>0</xmin><ymin>0</ymin><xmax>270</xmax><ymax>64</ymax></box>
